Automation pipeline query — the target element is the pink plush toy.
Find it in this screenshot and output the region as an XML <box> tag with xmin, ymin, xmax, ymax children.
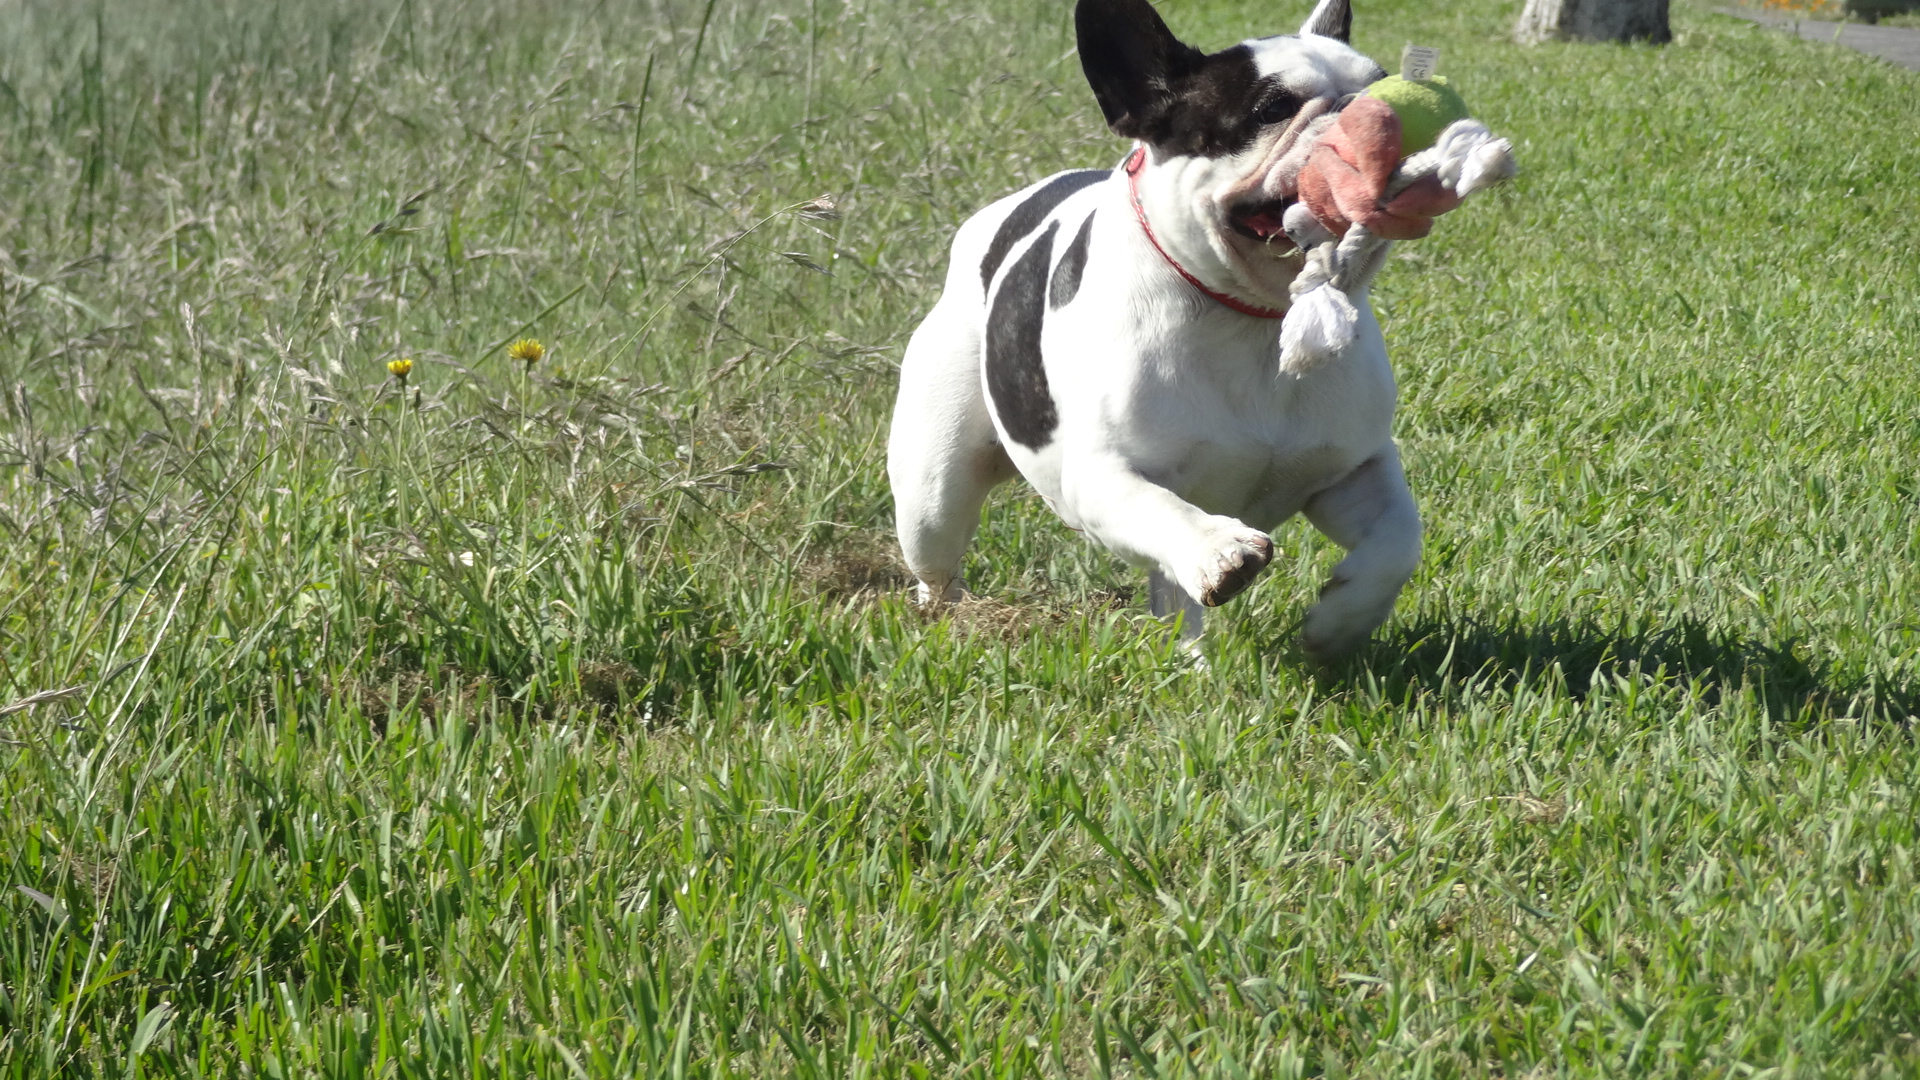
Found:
<box><xmin>1296</xmin><ymin>96</ymin><xmax>1466</xmax><ymax>241</ymax></box>
<box><xmin>1275</xmin><ymin>51</ymin><xmax>1516</xmax><ymax>373</ymax></box>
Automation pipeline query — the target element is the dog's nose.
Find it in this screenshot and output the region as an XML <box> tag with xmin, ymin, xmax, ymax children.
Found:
<box><xmin>1330</xmin><ymin>91</ymin><xmax>1363</xmax><ymax>113</ymax></box>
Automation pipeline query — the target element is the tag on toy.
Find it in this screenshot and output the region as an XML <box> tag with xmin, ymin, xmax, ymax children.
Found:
<box><xmin>1363</xmin><ymin>48</ymin><xmax>1470</xmax><ymax>156</ymax></box>
<box><xmin>1400</xmin><ymin>44</ymin><xmax>1439</xmax><ymax>80</ymax></box>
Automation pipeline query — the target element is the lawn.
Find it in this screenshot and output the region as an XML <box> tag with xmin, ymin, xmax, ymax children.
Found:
<box><xmin>2</xmin><ymin>0</ymin><xmax>1919</xmax><ymax>1075</ymax></box>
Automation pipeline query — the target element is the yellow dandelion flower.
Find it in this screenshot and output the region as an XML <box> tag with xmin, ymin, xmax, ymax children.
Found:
<box><xmin>387</xmin><ymin>357</ymin><xmax>414</xmax><ymax>383</ymax></box>
<box><xmin>508</xmin><ymin>338</ymin><xmax>545</xmax><ymax>366</ymax></box>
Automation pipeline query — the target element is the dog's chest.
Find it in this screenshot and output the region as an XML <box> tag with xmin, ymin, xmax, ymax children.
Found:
<box><xmin>975</xmin><ymin>176</ymin><xmax>1400</xmax><ymax>528</ymax></box>
<box><xmin>1115</xmin><ymin>340</ymin><xmax>1396</xmax><ymax>523</ymax></box>
<box><xmin>1002</xmin><ymin>291</ymin><xmax>1399</xmax><ymax>531</ymax></box>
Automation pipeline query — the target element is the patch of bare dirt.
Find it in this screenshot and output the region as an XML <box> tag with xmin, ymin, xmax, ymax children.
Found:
<box><xmin>802</xmin><ymin>530</ymin><xmax>912</xmax><ymax>601</ymax></box>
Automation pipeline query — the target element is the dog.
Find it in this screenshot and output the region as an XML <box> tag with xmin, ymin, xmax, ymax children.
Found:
<box><xmin>888</xmin><ymin>0</ymin><xmax>1501</xmax><ymax>661</ymax></box>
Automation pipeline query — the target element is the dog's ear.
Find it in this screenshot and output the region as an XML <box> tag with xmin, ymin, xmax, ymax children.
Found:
<box><xmin>1299</xmin><ymin>0</ymin><xmax>1353</xmax><ymax>42</ymax></box>
<box><xmin>1075</xmin><ymin>0</ymin><xmax>1205</xmax><ymax>139</ymax></box>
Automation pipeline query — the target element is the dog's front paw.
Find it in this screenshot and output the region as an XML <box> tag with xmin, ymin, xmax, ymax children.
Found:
<box><xmin>914</xmin><ymin>578</ymin><xmax>967</xmax><ymax>606</ymax></box>
<box><xmin>1181</xmin><ymin>524</ymin><xmax>1274</xmax><ymax>608</ymax></box>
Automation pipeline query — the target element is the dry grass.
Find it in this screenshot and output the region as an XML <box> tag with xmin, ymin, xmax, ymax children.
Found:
<box><xmin>2</xmin><ymin>0</ymin><xmax>1919</xmax><ymax>1076</ymax></box>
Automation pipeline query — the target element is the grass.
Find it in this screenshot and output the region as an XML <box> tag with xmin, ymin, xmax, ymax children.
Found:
<box><xmin>1</xmin><ymin>0</ymin><xmax>1918</xmax><ymax>1075</ymax></box>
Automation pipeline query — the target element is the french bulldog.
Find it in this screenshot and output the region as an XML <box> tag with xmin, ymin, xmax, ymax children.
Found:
<box><xmin>887</xmin><ymin>0</ymin><xmax>1508</xmax><ymax>661</ymax></box>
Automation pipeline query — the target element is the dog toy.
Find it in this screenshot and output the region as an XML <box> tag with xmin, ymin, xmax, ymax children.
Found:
<box><xmin>1364</xmin><ymin>73</ymin><xmax>1471</xmax><ymax>155</ymax></box>
<box><xmin>1278</xmin><ymin>47</ymin><xmax>1516</xmax><ymax>374</ymax></box>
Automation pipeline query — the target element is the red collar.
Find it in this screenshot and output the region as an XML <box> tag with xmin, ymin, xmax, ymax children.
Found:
<box><xmin>1124</xmin><ymin>147</ymin><xmax>1287</xmax><ymax>321</ymax></box>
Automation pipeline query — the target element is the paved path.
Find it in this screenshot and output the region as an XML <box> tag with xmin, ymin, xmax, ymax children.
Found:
<box><xmin>1718</xmin><ymin>8</ymin><xmax>1920</xmax><ymax>69</ymax></box>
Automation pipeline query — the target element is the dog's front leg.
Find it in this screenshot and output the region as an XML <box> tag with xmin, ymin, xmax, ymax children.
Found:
<box><xmin>1148</xmin><ymin>571</ymin><xmax>1206</xmax><ymax>644</ymax></box>
<box><xmin>1299</xmin><ymin>446</ymin><xmax>1422</xmax><ymax>663</ymax></box>
<box><xmin>1060</xmin><ymin>452</ymin><xmax>1274</xmax><ymax>616</ymax></box>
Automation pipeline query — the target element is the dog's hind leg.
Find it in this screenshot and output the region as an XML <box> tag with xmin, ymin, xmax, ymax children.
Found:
<box><xmin>888</xmin><ymin>297</ymin><xmax>1015</xmax><ymax>605</ymax></box>
<box><xmin>1299</xmin><ymin>446</ymin><xmax>1422</xmax><ymax>663</ymax></box>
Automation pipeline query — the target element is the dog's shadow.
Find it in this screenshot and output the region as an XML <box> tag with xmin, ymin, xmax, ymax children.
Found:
<box><xmin>1339</xmin><ymin>615</ymin><xmax>1918</xmax><ymax>724</ymax></box>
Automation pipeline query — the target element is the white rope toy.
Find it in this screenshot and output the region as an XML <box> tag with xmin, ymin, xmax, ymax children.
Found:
<box><xmin>1278</xmin><ymin>118</ymin><xmax>1517</xmax><ymax>375</ymax></box>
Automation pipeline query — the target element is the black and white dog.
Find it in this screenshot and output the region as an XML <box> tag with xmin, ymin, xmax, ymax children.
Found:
<box><xmin>888</xmin><ymin>0</ymin><xmax>1497</xmax><ymax>661</ymax></box>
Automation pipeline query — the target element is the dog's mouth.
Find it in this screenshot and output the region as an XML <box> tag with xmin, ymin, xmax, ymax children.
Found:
<box><xmin>1227</xmin><ymin>198</ymin><xmax>1296</xmax><ymax>245</ymax></box>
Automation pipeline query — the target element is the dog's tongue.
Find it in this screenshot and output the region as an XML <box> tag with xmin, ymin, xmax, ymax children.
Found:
<box><xmin>1239</xmin><ymin>207</ymin><xmax>1288</xmax><ymax>239</ymax></box>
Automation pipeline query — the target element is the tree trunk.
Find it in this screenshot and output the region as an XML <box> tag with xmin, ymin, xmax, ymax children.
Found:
<box><xmin>1515</xmin><ymin>0</ymin><xmax>1671</xmax><ymax>44</ymax></box>
<box><xmin>1846</xmin><ymin>0</ymin><xmax>1920</xmax><ymax>23</ymax></box>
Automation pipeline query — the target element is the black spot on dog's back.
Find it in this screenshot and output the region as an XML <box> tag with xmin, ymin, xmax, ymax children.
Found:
<box><xmin>980</xmin><ymin>170</ymin><xmax>1105</xmax><ymax>291</ymax></box>
<box><xmin>986</xmin><ymin>222</ymin><xmax>1059</xmax><ymax>450</ymax></box>
<box><xmin>1049</xmin><ymin>211</ymin><xmax>1095</xmax><ymax>310</ymax></box>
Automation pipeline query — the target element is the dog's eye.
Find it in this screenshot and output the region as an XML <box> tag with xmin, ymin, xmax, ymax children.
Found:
<box><xmin>1253</xmin><ymin>94</ymin><xmax>1299</xmax><ymax>125</ymax></box>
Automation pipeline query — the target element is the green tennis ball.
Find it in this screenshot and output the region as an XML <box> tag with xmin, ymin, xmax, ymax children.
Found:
<box><xmin>1364</xmin><ymin>74</ymin><xmax>1471</xmax><ymax>156</ymax></box>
